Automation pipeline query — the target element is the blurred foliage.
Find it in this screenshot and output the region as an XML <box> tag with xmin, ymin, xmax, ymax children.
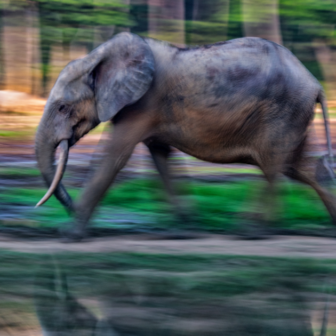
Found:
<box><xmin>0</xmin><ymin>0</ymin><xmax>336</xmax><ymax>92</ymax></box>
<box><xmin>1</xmin><ymin>0</ymin><xmax>132</xmax><ymax>92</ymax></box>
<box><xmin>35</xmin><ymin>0</ymin><xmax>131</xmax><ymax>92</ymax></box>
<box><xmin>280</xmin><ymin>0</ymin><xmax>336</xmax><ymax>39</ymax></box>
<box><xmin>184</xmin><ymin>0</ymin><xmax>336</xmax><ymax>80</ymax></box>
<box><xmin>279</xmin><ymin>0</ymin><xmax>336</xmax><ymax>79</ymax></box>
<box><xmin>185</xmin><ymin>0</ymin><xmax>231</xmax><ymax>45</ymax></box>
<box><xmin>35</xmin><ymin>0</ymin><xmax>131</xmax><ymax>46</ymax></box>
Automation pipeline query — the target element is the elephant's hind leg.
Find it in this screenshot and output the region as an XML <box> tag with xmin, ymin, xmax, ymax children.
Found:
<box><xmin>251</xmin><ymin>148</ymin><xmax>286</xmax><ymax>227</ymax></box>
<box><xmin>283</xmin><ymin>135</ymin><xmax>336</xmax><ymax>224</ymax></box>
<box><xmin>146</xmin><ymin>142</ymin><xmax>192</xmax><ymax>228</ymax></box>
<box><xmin>232</xmin><ymin>150</ymin><xmax>283</xmax><ymax>239</ymax></box>
<box><xmin>284</xmin><ymin>164</ymin><xmax>336</xmax><ymax>224</ymax></box>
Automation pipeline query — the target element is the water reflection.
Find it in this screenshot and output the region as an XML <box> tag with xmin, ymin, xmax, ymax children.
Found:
<box><xmin>33</xmin><ymin>257</ymin><xmax>328</xmax><ymax>336</ymax></box>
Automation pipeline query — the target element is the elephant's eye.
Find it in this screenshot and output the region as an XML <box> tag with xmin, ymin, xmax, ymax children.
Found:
<box><xmin>59</xmin><ymin>105</ymin><xmax>66</xmax><ymax>112</ymax></box>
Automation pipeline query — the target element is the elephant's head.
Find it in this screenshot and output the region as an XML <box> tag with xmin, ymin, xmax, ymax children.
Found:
<box><xmin>35</xmin><ymin>33</ymin><xmax>155</xmax><ymax>210</ymax></box>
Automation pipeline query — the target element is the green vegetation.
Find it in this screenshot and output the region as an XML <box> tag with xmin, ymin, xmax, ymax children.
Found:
<box><xmin>2</xmin><ymin>0</ymin><xmax>336</xmax><ymax>94</ymax></box>
<box><xmin>2</xmin><ymin>176</ymin><xmax>333</xmax><ymax>231</ymax></box>
<box><xmin>0</xmin><ymin>120</ymin><xmax>106</xmax><ymax>140</ymax></box>
<box><xmin>0</xmin><ymin>167</ymin><xmax>41</xmax><ymax>177</ymax></box>
<box><xmin>33</xmin><ymin>0</ymin><xmax>131</xmax><ymax>92</ymax></box>
<box><xmin>0</xmin><ymin>129</ymin><xmax>34</xmax><ymax>139</ymax></box>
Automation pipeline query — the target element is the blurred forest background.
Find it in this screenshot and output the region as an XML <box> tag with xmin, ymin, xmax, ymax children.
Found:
<box><xmin>0</xmin><ymin>0</ymin><xmax>335</xmax><ymax>98</ymax></box>
<box><xmin>2</xmin><ymin>4</ymin><xmax>336</xmax><ymax>335</ymax></box>
<box><xmin>1</xmin><ymin>0</ymin><xmax>336</xmax><ymax>233</ymax></box>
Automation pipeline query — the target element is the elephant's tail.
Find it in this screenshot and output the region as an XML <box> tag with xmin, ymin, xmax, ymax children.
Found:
<box><xmin>317</xmin><ymin>90</ymin><xmax>333</xmax><ymax>159</ymax></box>
<box><xmin>315</xmin><ymin>90</ymin><xmax>335</xmax><ymax>183</ymax></box>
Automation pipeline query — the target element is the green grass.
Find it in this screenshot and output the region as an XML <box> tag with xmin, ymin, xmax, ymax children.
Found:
<box><xmin>0</xmin><ymin>129</ymin><xmax>36</xmax><ymax>139</ymax></box>
<box><xmin>0</xmin><ymin>167</ymin><xmax>41</xmax><ymax>177</ymax></box>
<box><xmin>2</xmin><ymin>177</ymin><xmax>333</xmax><ymax>230</ymax></box>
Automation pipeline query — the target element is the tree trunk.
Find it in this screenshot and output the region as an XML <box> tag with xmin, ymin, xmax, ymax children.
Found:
<box><xmin>2</xmin><ymin>5</ymin><xmax>34</xmax><ymax>93</ymax></box>
<box><xmin>45</xmin><ymin>32</ymin><xmax>62</xmax><ymax>95</ymax></box>
<box><xmin>26</xmin><ymin>2</ymin><xmax>42</xmax><ymax>95</ymax></box>
<box><xmin>148</xmin><ymin>0</ymin><xmax>185</xmax><ymax>46</ymax></box>
<box><xmin>242</xmin><ymin>0</ymin><xmax>282</xmax><ymax>45</ymax></box>
<box><xmin>221</xmin><ymin>0</ymin><xmax>230</xmax><ymax>41</ymax></box>
<box><xmin>314</xmin><ymin>39</ymin><xmax>336</xmax><ymax>99</ymax></box>
<box><xmin>0</xmin><ymin>5</ymin><xmax>5</xmax><ymax>90</ymax></box>
<box><xmin>187</xmin><ymin>0</ymin><xmax>230</xmax><ymax>46</ymax></box>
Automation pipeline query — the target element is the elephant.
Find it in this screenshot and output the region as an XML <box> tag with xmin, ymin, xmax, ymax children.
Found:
<box><xmin>35</xmin><ymin>32</ymin><xmax>335</xmax><ymax>241</ymax></box>
<box><xmin>35</xmin><ymin>265</ymin><xmax>328</xmax><ymax>336</ymax></box>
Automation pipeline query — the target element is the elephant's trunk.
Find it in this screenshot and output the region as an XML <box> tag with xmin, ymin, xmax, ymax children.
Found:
<box><xmin>35</xmin><ymin>124</ymin><xmax>73</xmax><ymax>212</ymax></box>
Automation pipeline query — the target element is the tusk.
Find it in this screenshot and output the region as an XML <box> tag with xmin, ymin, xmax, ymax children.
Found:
<box><xmin>35</xmin><ymin>140</ymin><xmax>69</xmax><ymax>208</ymax></box>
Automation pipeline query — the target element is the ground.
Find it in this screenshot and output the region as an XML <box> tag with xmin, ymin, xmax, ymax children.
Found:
<box><xmin>2</xmin><ymin>92</ymin><xmax>336</xmax><ymax>335</ymax></box>
<box><xmin>0</xmin><ymin>234</ymin><xmax>335</xmax><ymax>258</ymax></box>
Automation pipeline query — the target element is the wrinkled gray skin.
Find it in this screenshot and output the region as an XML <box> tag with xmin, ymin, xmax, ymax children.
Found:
<box><xmin>35</xmin><ymin>32</ymin><xmax>336</xmax><ymax>240</ymax></box>
<box><xmin>35</xmin><ymin>268</ymin><xmax>321</xmax><ymax>336</ymax></box>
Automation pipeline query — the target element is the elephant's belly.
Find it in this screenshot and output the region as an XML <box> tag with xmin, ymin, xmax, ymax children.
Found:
<box><xmin>173</xmin><ymin>141</ymin><xmax>256</xmax><ymax>165</ymax></box>
<box><xmin>159</xmin><ymin>117</ymin><xmax>258</xmax><ymax>165</ymax></box>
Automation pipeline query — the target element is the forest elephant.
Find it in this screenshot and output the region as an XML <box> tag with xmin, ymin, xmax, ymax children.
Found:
<box><xmin>35</xmin><ymin>32</ymin><xmax>335</xmax><ymax>241</ymax></box>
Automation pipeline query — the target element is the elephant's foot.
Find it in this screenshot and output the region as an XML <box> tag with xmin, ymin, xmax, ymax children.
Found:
<box><xmin>234</xmin><ymin>220</ymin><xmax>273</xmax><ymax>240</ymax></box>
<box><xmin>173</xmin><ymin>205</ymin><xmax>201</xmax><ymax>230</ymax></box>
<box><xmin>239</xmin><ymin>211</ymin><xmax>265</xmax><ymax>222</ymax></box>
<box><xmin>326</xmin><ymin>203</ymin><xmax>336</xmax><ymax>226</ymax></box>
<box><xmin>59</xmin><ymin>223</ymin><xmax>87</xmax><ymax>243</ymax></box>
<box><xmin>235</xmin><ymin>209</ymin><xmax>280</xmax><ymax>239</ymax></box>
<box><xmin>162</xmin><ymin>213</ymin><xmax>204</xmax><ymax>240</ymax></box>
<box><xmin>151</xmin><ymin>229</ymin><xmax>204</xmax><ymax>240</ymax></box>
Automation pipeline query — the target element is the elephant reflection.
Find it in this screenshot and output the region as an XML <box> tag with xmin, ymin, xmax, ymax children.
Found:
<box><xmin>35</xmin><ymin>268</ymin><xmax>328</xmax><ymax>336</ymax></box>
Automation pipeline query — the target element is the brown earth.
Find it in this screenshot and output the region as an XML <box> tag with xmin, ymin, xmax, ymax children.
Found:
<box><xmin>0</xmin><ymin>234</ymin><xmax>335</xmax><ymax>259</ymax></box>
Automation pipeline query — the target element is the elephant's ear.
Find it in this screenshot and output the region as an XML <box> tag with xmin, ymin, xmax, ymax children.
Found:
<box><xmin>93</xmin><ymin>33</ymin><xmax>155</xmax><ymax>122</ymax></box>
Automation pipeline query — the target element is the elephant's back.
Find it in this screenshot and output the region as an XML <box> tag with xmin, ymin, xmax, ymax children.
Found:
<box><xmin>147</xmin><ymin>37</ymin><xmax>321</xmax><ymax>164</ymax></box>
<box><xmin>166</xmin><ymin>37</ymin><xmax>320</xmax><ymax>117</ymax></box>
<box><xmin>178</xmin><ymin>37</ymin><xmax>317</xmax><ymax>91</ymax></box>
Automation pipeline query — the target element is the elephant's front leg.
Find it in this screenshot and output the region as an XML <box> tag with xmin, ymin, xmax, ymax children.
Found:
<box><xmin>63</xmin><ymin>118</ymin><xmax>149</xmax><ymax>241</ymax></box>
